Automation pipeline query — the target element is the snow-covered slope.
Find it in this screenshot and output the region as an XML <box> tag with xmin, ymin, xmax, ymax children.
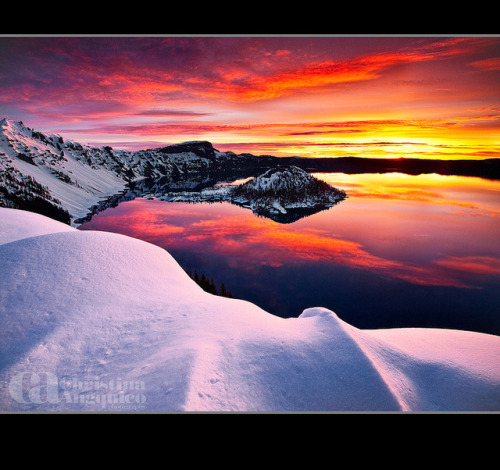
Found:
<box><xmin>0</xmin><ymin>119</ymin><xmax>284</xmax><ymax>225</ymax></box>
<box><xmin>0</xmin><ymin>119</ymin><xmax>129</xmax><ymax>222</ymax></box>
<box><xmin>0</xmin><ymin>120</ymin><xmax>219</xmax><ymax>223</ymax></box>
<box><xmin>1</xmin><ymin>207</ymin><xmax>499</xmax><ymax>412</ymax></box>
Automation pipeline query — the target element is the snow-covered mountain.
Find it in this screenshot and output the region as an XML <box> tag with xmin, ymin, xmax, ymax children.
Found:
<box><xmin>0</xmin><ymin>118</ymin><xmax>283</xmax><ymax>225</ymax></box>
<box><xmin>0</xmin><ymin>118</ymin><xmax>157</xmax><ymax>223</ymax></box>
<box><xmin>1</xmin><ymin>207</ymin><xmax>499</xmax><ymax>412</ymax></box>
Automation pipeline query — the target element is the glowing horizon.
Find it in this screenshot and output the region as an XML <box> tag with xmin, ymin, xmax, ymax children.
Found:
<box><xmin>1</xmin><ymin>35</ymin><xmax>499</xmax><ymax>159</ymax></box>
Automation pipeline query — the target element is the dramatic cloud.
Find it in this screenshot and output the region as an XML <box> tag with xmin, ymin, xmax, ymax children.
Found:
<box><xmin>434</xmin><ymin>256</ymin><xmax>500</xmax><ymax>275</ymax></box>
<box><xmin>469</xmin><ymin>57</ymin><xmax>500</xmax><ymax>71</ymax></box>
<box><xmin>1</xmin><ymin>36</ymin><xmax>499</xmax><ymax>157</ymax></box>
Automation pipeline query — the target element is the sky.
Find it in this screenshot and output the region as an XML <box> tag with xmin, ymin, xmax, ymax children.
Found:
<box><xmin>1</xmin><ymin>35</ymin><xmax>499</xmax><ymax>159</ymax></box>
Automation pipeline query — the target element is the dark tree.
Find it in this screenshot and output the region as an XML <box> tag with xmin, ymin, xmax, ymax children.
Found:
<box><xmin>208</xmin><ymin>278</ymin><xmax>217</xmax><ymax>295</ymax></box>
<box><xmin>219</xmin><ymin>282</ymin><xmax>228</xmax><ymax>297</ymax></box>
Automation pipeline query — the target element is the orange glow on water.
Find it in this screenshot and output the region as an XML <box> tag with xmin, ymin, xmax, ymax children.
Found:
<box><xmin>75</xmin><ymin>171</ymin><xmax>500</xmax><ymax>333</ymax></box>
<box><xmin>79</xmin><ymin>172</ymin><xmax>500</xmax><ymax>291</ymax></box>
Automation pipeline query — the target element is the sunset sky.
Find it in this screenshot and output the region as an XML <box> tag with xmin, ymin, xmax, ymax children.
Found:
<box><xmin>1</xmin><ymin>35</ymin><xmax>499</xmax><ymax>159</ymax></box>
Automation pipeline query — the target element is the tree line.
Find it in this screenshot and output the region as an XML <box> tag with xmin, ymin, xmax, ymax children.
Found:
<box><xmin>185</xmin><ymin>269</ymin><xmax>234</xmax><ymax>298</ymax></box>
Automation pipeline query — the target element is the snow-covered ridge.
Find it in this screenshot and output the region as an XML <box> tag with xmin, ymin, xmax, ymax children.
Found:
<box><xmin>1</xmin><ymin>207</ymin><xmax>499</xmax><ymax>412</ymax></box>
<box><xmin>0</xmin><ymin>119</ymin><xmax>196</xmax><ymax>223</ymax></box>
<box><xmin>0</xmin><ymin>119</ymin><xmax>280</xmax><ymax>225</ymax></box>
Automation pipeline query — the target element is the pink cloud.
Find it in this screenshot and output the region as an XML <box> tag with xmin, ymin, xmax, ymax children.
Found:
<box><xmin>469</xmin><ymin>57</ymin><xmax>500</xmax><ymax>71</ymax></box>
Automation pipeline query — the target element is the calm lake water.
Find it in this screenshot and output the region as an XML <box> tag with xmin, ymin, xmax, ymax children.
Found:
<box><xmin>78</xmin><ymin>172</ymin><xmax>500</xmax><ymax>336</ymax></box>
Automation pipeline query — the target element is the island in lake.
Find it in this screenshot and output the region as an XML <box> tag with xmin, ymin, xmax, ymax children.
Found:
<box><xmin>153</xmin><ymin>165</ymin><xmax>348</xmax><ymax>223</ymax></box>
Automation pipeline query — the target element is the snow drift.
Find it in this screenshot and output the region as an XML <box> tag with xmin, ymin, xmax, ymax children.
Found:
<box><xmin>1</xmin><ymin>207</ymin><xmax>499</xmax><ymax>412</ymax></box>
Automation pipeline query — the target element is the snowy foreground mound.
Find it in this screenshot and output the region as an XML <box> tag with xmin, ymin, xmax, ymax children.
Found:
<box><xmin>1</xmin><ymin>208</ymin><xmax>499</xmax><ymax>412</ymax></box>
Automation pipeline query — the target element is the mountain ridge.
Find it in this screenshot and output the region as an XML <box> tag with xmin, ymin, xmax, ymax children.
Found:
<box><xmin>0</xmin><ymin>118</ymin><xmax>283</xmax><ymax>224</ymax></box>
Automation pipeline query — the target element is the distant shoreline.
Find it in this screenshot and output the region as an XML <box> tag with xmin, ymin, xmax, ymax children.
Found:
<box><xmin>283</xmin><ymin>156</ymin><xmax>500</xmax><ymax>180</ymax></box>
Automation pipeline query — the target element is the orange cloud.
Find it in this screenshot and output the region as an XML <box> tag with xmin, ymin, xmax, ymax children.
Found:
<box><xmin>434</xmin><ymin>256</ymin><xmax>500</xmax><ymax>275</ymax></box>
<box><xmin>192</xmin><ymin>38</ymin><xmax>489</xmax><ymax>103</ymax></box>
<box><xmin>469</xmin><ymin>57</ymin><xmax>500</xmax><ymax>71</ymax></box>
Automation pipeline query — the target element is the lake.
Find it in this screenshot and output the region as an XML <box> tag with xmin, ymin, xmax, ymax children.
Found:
<box><xmin>78</xmin><ymin>172</ymin><xmax>500</xmax><ymax>336</ymax></box>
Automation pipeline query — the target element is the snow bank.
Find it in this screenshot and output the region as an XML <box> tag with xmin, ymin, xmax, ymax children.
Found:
<box><xmin>1</xmin><ymin>207</ymin><xmax>499</xmax><ymax>412</ymax></box>
<box><xmin>0</xmin><ymin>208</ymin><xmax>75</xmax><ymax>245</ymax></box>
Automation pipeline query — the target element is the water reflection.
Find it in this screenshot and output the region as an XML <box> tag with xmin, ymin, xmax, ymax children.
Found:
<box><xmin>78</xmin><ymin>173</ymin><xmax>500</xmax><ymax>335</ymax></box>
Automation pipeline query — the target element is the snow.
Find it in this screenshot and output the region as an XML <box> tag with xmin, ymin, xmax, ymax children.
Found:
<box><xmin>0</xmin><ymin>208</ymin><xmax>74</xmax><ymax>245</ymax></box>
<box><xmin>1</xmin><ymin>207</ymin><xmax>500</xmax><ymax>412</ymax></box>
